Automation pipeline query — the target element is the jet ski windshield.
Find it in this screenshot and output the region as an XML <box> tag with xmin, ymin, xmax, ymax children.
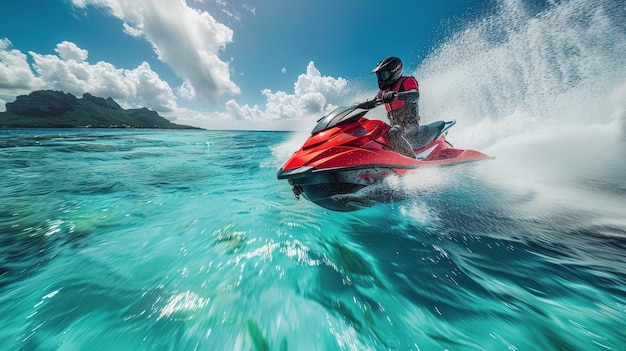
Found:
<box><xmin>311</xmin><ymin>105</ymin><xmax>369</xmax><ymax>134</ymax></box>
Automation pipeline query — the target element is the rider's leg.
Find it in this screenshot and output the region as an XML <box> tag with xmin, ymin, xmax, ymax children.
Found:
<box><xmin>388</xmin><ymin>125</ymin><xmax>416</xmax><ymax>158</ymax></box>
<box><xmin>403</xmin><ymin>120</ymin><xmax>420</xmax><ymax>149</ymax></box>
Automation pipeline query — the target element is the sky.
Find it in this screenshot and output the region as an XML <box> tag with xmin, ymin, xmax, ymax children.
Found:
<box><xmin>0</xmin><ymin>0</ymin><xmax>492</xmax><ymax>130</ymax></box>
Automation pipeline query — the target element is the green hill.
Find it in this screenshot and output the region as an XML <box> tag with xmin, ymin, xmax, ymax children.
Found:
<box><xmin>0</xmin><ymin>90</ymin><xmax>199</xmax><ymax>129</ymax></box>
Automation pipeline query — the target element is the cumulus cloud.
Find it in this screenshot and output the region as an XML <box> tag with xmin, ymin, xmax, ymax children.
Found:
<box><xmin>0</xmin><ymin>38</ymin><xmax>178</xmax><ymax>112</ymax></box>
<box><xmin>223</xmin><ymin>61</ymin><xmax>349</xmax><ymax>121</ymax></box>
<box><xmin>171</xmin><ymin>61</ymin><xmax>352</xmax><ymax>130</ymax></box>
<box><xmin>54</xmin><ymin>41</ymin><xmax>88</xmax><ymax>61</ymax></box>
<box><xmin>31</xmin><ymin>43</ymin><xmax>178</xmax><ymax>111</ymax></box>
<box><xmin>71</xmin><ymin>0</ymin><xmax>240</xmax><ymax>103</ymax></box>
<box><xmin>2</xmin><ymin>35</ymin><xmax>352</xmax><ymax>129</ymax></box>
<box><xmin>0</xmin><ymin>39</ymin><xmax>42</xmax><ymax>94</ymax></box>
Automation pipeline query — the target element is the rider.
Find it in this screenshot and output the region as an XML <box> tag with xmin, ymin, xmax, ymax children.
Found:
<box><xmin>371</xmin><ymin>56</ymin><xmax>420</xmax><ymax>158</ymax></box>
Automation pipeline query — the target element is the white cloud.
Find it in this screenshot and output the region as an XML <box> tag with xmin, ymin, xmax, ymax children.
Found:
<box><xmin>171</xmin><ymin>61</ymin><xmax>353</xmax><ymax>130</ymax></box>
<box><xmin>213</xmin><ymin>61</ymin><xmax>349</xmax><ymax>121</ymax></box>
<box><xmin>0</xmin><ymin>38</ymin><xmax>178</xmax><ymax>112</ymax></box>
<box><xmin>2</xmin><ymin>35</ymin><xmax>352</xmax><ymax>130</ymax></box>
<box><xmin>0</xmin><ymin>38</ymin><xmax>42</xmax><ymax>95</ymax></box>
<box><xmin>125</xmin><ymin>62</ymin><xmax>179</xmax><ymax>112</ymax></box>
<box><xmin>54</xmin><ymin>41</ymin><xmax>88</xmax><ymax>62</ymax></box>
<box><xmin>29</xmin><ymin>43</ymin><xmax>178</xmax><ymax>111</ymax></box>
<box><xmin>71</xmin><ymin>0</ymin><xmax>240</xmax><ymax>103</ymax></box>
<box><xmin>281</xmin><ymin>67</ymin><xmax>286</xmax><ymax>74</ymax></box>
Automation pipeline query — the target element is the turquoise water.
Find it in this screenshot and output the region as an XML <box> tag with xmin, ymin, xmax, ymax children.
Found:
<box><xmin>1</xmin><ymin>128</ymin><xmax>625</xmax><ymax>350</ymax></box>
<box><xmin>2</xmin><ymin>0</ymin><xmax>626</xmax><ymax>349</ymax></box>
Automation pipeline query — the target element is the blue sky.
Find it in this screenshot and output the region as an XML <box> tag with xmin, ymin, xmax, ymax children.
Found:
<box><xmin>0</xmin><ymin>0</ymin><xmax>492</xmax><ymax>130</ymax></box>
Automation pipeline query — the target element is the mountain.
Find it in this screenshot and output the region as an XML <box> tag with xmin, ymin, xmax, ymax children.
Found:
<box><xmin>0</xmin><ymin>90</ymin><xmax>199</xmax><ymax>129</ymax></box>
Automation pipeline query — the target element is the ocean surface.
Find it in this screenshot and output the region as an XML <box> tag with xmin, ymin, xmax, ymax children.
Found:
<box><xmin>2</xmin><ymin>0</ymin><xmax>626</xmax><ymax>350</ymax></box>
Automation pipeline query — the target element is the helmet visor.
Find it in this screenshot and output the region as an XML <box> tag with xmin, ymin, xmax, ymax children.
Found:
<box><xmin>376</xmin><ymin>69</ymin><xmax>392</xmax><ymax>82</ymax></box>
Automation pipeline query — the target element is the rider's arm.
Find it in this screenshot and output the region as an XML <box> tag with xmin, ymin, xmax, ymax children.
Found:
<box><xmin>397</xmin><ymin>77</ymin><xmax>419</xmax><ymax>102</ymax></box>
<box><xmin>398</xmin><ymin>89</ymin><xmax>419</xmax><ymax>103</ymax></box>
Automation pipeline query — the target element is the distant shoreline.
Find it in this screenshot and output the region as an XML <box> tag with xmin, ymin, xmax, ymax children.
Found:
<box><xmin>0</xmin><ymin>127</ymin><xmax>202</xmax><ymax>131</ymax></box>
<box><xmin>0</xmin><ymin>90</ymin><xmax>199</xmax><ymax>130</ymax></box>
<box><xmin>0</xmin><ymin>127</ymin><xmax>299</xmax><ymax>133</ymax></box>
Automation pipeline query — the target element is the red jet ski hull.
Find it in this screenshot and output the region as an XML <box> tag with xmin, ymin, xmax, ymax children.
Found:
<box><xmin>278</xmin><ymin>111</ymin><xmax>490</xmax><ymax>211</ymax></box>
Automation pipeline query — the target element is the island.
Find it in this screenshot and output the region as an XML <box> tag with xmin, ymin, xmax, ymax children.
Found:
<box><xmin>0</xmin><ymin>90</ymin><xmax>199</xmax><ymax>129</ymax></box>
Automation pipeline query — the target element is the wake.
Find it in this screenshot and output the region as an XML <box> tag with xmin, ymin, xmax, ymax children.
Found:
<box><xmin>395</xmin><ymin>0</ymin><xmax>626</xmax><ymax>223</ymax></box>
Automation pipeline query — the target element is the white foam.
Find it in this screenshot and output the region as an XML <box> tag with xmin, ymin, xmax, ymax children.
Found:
<box><xmin>404</xmin><ymin>0</ymin><xmax>626</xmax><ymax>218</ymax></box>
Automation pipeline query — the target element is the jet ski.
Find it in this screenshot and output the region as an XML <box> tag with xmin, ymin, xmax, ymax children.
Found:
<box><xmin>277</xmin><ymin>100</ymin><xmax>491</xmax><ymax>211</ymax></box>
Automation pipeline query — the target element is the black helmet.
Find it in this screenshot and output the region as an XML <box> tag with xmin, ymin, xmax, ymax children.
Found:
<box><xmin>371</xmin><ymin>57</ymin><xmax>403</xmax><ymax>90</ymax></box>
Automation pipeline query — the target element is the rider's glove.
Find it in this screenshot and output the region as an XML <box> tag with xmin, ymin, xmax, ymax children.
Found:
<box><xmin>382</xmin><ymin>91</ymin><xmax>398</xmax><ymax>103</ymax></box>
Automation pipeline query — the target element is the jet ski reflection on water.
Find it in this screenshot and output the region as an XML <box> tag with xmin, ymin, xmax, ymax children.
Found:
<box><xmin>277</xmin><ymin>99</ymin><xmax>491</xmax><ymax>211</ymax></box>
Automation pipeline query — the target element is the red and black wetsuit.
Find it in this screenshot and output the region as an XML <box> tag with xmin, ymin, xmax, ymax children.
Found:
<box><xmin>376</xmin><ymin>76</ymin><xmax>420</xmax><ymax>157</ymax></box>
